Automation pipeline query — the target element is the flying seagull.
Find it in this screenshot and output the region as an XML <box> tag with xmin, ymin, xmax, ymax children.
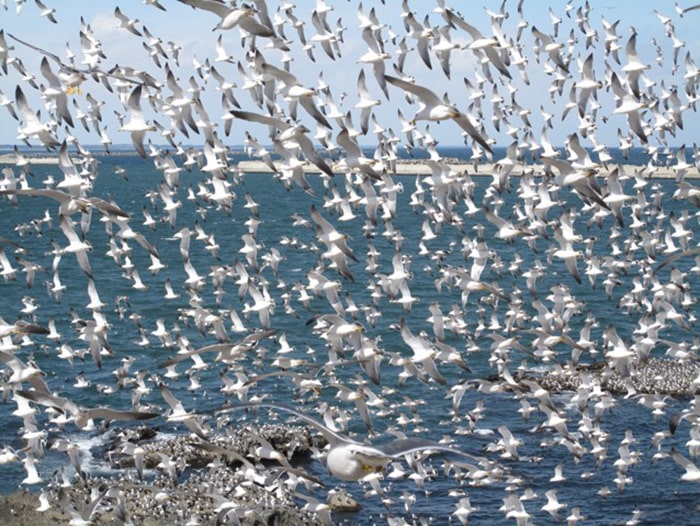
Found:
<box><xmin>8</xmin><ymin>33</ymin><xmax>145</xmax><ymax>94</ymax></box>
<box><xmin>15</xmin><ymin>389</ymin><xmax>159</xmax><ymax>430</ymax></box>
<box><xmin>218</xmin><ymin>402</ymin><xmax>485</xmax><ymax>481</ymax></box>
<box><xmin>383</xmin><ymin>74</ymin><xmax>492</xmax><ymax>153</ymax></box>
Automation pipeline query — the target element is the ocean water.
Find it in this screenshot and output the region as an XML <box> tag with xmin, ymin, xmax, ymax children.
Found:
<box><xmin>0</xmin><ymin>145</ymin><xmax>698</xmax><ymax>524</ymax></box>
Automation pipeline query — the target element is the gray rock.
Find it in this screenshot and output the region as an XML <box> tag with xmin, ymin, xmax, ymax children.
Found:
<box><xmin>6</xmin><ymin>424</ymin><xmax>326</xmax><ymax>525</ymax></box>
<box><xmin>327</xmin><ymin>488</ymin><xmax>361</xmax><ymax>512</ymax></box>
<box><xmin>537</xmin><ymin>358</ymin><xmax>700</xmax><ymax>395</ymax></box>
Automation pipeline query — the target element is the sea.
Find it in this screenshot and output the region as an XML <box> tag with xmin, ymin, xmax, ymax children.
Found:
<box><xmin>0</xmin><ymin>144</ymin><xmax>698</xmax><ymax>525</ymax></box>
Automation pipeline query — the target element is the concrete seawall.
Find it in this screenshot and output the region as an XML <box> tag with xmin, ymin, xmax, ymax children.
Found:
<box><xmin>1</xmin><ymin>154</ymin><xmax>694</xmax><ymax>179</ymax></box>
<box><xmin>236</xmin><ymin>159</ymin><xmax>692</xmax><ymax>179</ymax></box>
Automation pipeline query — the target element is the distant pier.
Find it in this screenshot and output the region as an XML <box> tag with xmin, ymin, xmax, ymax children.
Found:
<box><xmin>0</xmin><ymin>153</ymin><xmax>693</xmax><ymax>179</ymax></box>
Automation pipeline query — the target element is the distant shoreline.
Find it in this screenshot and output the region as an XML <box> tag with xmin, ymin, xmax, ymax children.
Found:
<box><xmin>236</xmin><ymin>159</ymin><xmax>691</xmax><ymax>179</ymax></box>
<box><xmin>0</xmin><ymin>153</ymin><xmax>695</xmax><ymax>179</ymax></box>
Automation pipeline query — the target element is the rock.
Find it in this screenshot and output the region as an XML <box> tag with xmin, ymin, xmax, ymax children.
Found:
<box><xmin>327</xmin><ymin>488</ymin><xmax>361</xmax><ymax>512</ymax></box>
<box><xmin>108</xmin><ymin>423</ymin><xmax>313</xmax><ymax>470</ymax></box>
<box><xmin>536</xmin><ymin>358</ymin><xmax>700</xmax><ymax>395</ymax></box>
<box><xmin>0</xmin><ymin>490</ymin><xmax>70</xmax><ymax>526</ymax></box>
<box><xmin>3</xmin><ymin>424</ymin><xmax>326</xmax><ymax>525</ymax></box>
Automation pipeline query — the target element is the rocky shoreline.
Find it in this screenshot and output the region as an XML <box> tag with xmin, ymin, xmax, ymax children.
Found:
<box><xmin>0</xmin><ymin>423</ymin><xmax>342</xmax><ymax>526</ymax></box>
<box><xmin>2</xmin><ymin>357</ymin><xmax>698</xmax><ymax>525</ymax></box>
<box><xmin>537</xmin><ymin>357</ymin><xmax>700</xmax><ymax>395</ymax></box>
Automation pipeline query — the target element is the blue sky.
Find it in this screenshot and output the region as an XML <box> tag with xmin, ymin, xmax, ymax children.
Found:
<box><xmin>1</xmin><ymin>0</ymin><xmax>699</xmax><ymax>149</ymax></box>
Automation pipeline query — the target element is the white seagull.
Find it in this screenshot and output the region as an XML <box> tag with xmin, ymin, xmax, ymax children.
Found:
<box><xmin>14</xmin><ymin>85</ymin><xmax>60</xmax><ymax>149</ymax></box>
<box><xmin>119</xmin><ymin>84</ymin><xmax>157</xmax><ymax>159</ymax></box>
<box><xmin>671</xmin><ymin>447</ymin><xmax>700</xmax><ymax>482</ymax></box>
<box><xmin>218</xmin><ymin>402</ymin><xmax>483</xmax><ymax>481</ymax></box>
<box><xmin>15</xmin><ymin>389</ymin><xmax>158</xmax><ymax>430</ymax></box>
<box><xmin>384</xmin><ymin>74</ymin><xmax>492</xmax><ymax>153</ymax></box>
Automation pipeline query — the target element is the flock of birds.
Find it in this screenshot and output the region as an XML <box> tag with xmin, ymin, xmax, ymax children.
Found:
<box><xmin>0</xmin><ymin>0</ymin><xmax>700</xmax><ymax>524</ymax></box>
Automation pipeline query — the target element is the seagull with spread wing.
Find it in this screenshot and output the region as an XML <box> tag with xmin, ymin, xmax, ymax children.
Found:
<box><xmin>218</xmin><ymin>402</ymin><xmax>485</xmax><ymax>481</ymax></box>
<box><xmin>14</xmin><ymin>85</ymin><xmax>60</xmax><ymax>149</ymax></box>
<box><xmin>383</xmin><ymin>74</ymin><xmax>492</xmax><ymax>154</ymax></box>
<box><xmin>119</xmin><ymin>84</ymin><xmax>157</xmax><ymax>159</ymax></box>
<box><xmin>15</xmin><ymin>389</ymin><xmax>159</xmax><ymax>430</ymax></box>
<box><xmin>231</xmin><ymin>110</ymin><xmax>334</xmax><ymax>177</ymax></box>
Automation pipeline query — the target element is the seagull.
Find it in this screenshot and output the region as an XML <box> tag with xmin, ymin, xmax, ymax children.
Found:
<box><xmin>609</xmin><ymin>73</ymin><xmax>648</xmax><ymax>145</ymax></box>
<box><xmin>543</xmin><ymin>158</ymin><xmax>608</xmax><ymax>209</ymax></box>
<box><xmin>670</xmin><ymin>447</ymin><xmax>700</xmax><ymax>482</ymax></box>
<box><xmin>335</xmin><ymin>127</ymin><xmax>381</xmax><ymax>179</ymax></box>
<box><xmin>230</xmin><ymin>110</ymin><xmax>334</xmax><ymax>177</ymax></box>
<box><xmin>383</xmin><ymin>74</ymin><xmax>492</xmax><ymax>153</ymax></box>
<box><xmin>601</xmin><ymin>16</ymin><xmax>622</xmax><ymax>63</ymax></box>
<box><xmin>621</xmin><ymin>30</ymin><xmax>650</xmax><ymax>99</ymax></box>
<box><xmin>0</xmin><ymin>89</ymin><xmax>16</xmax><ymax>123</ymax></box>
<box><xmin>49</xmin><ymin>438</ymin><xmax>86</xmax><ymax>483</ymax></box>
<box><xmin>0</xmin><ymin>187</ymin><xmax>128</xmax><ymax>219</ymax></box>
<box><xmin>36</xmin><ymin>490</ymin><xmax>51</xmax><ymax>512</ymax></box>
<box><xmin>357</xmin><ymin>26</ymin><xmax>390</xmax><ymax>98</ymax></box>
<box><xmin>64</xmin><ymin>487</ymin><xmax>108</xmax><ymax>525</ymax></box>
<box><xmin>309</xmin><ymin>7</ymin><xmax>339</xmax><ymax>60</ymax></box>
<box><xmin>354</xmin><ymin>68</ymin><xmax>381</xmax><ymax>135</ymax></box>
<box><xmin>0</xmin><ymin>317</ymin><xmax>49</xmax><ymax>338</ymax></box>
<box><xmin>241</xmin><ymin>281</ymin><xmax>275</xmax><ymax>329</ymax></box>
<box><xmin>34</xmin><ymin>0</ymin><xmax>57</xmax><ymax>23</ymax></box>
<box><xmin>114</xmin><ymin>6</ymin><xmax>142</xmax><ymax>36</ymax></box>
<box><xmin>531</xmin><ymin>26</ymin><xmax>570</xmax><ymax>73</ymax></box>
<box><xmin>310</xmin><ymin>204</ymin><xmax>358</xmax><ymax>262</ymax></box>
<box><xmin>214</xmin><ymin>34</ymin><xmax>234</xmax><ymax>63</ymax></box>
<box><xmin>602</xmin><ymin>167</ymin><xmax>632</xmax><ymax>227</ymax></box>
<box><xmin>541</xmin><ymin>489</ymin><xmax>567</xmax><ymax>520</ymax></box>
<box><xmin>119</xmin><ymin>84</ymin><xmax>157</xmax><ymax>159</ymax></box>
<box><xmin>552</xmin><ymin>226</ymin><xmax>583</xmax><ymax>284</ymax></box>
<box><xmin>159</xmin><ymin>382</ymin><xmax>209</xmax><ymax>438</ymax></box>
<box><xmin>0</xmin><ymin>350</ymin><xmax>50</xmax><ymax>393</ymax></box>
<box><xmin>259</xmin><ymin>62</ymin><xmax>331</xmax><ymax>129</ymax></box>
<box><xmin>495</xmin><ymin>425</ymin><xmax>522</xmax><ymax>460</ymax></box>
<box><xmin>574</xmin><ymin>53</ymin><xmax>602</xmax><ymax>117</ymax></box>
<box><xmin>178</xmin><ymin>0</ymin><xmax>274</xmax><ymax>36</ymax></box>
<box><xmin>443</xmin><ymin>8</ymin><xmax>512</xmax><ymax>80</ymax></box>
<box><xmin>9</xmin><ymin>33</ymin><xmax>143</xmax><ymax>94</ymax></box>
<box><xmin>20</xmin><ymin>451</ymin><xmax>42</xmax><ymax>485</ymax></box>
<box><xmin>0</xmin><ymin>29</ymin><xmax>12</xmax><ymax>74</ymax></box>
<box><xmin>14</xmin><ymin>85</ymin><xmax>60</xmax><ymax>149</ymax></box>
<box><xmin>15</xmin><ymin>390</ymin><xmax>159</xmax><ymax>430</ymax></box>
<box><xmin>396</xmin><ymin>317</ymin><xmax>446</xmax><ymax>385</ymax></box>
<box><xmin>401</xmin><ymin>9</ymin><xmax>433</xmax><ymax>70</ymax></box>
<box><xmin>58</xmin><ymin>216</ymin><xmax>93</xmax><ymax>277</ymax></box>
<box><xmin>502</xmin><ymin>493</ymin><xmax>532</xmax><ymax>524</ymax></box>
<box><xmin>483</xmin><ymin>206</ymin><xmax>527</xmax><ymax>241</ymax></box>
<box><xmin>218</xmin><ymin>402</ymin><xmax>484</xmax><ymax>481</ymax></box>
<box><xmin>158</xmin><ymin>329</ymin><xmax>278</xmax><ymax>367</ymax></box>
<box><xmin>38</xmin><ymin>57</ymin><xmax>74</xmax><ymax>128</ymax></box>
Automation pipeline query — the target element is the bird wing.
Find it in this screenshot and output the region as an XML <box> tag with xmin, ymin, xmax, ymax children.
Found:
<box><xmin>217</xmin><ymin>402</ymin><xmax>350</xmax><ymax>446</ymax></box>
<box><xmin>671</xmin><ymin>447</ymin><xmax>697</xmax><ymax>471</ymax></box>
<box><xmin>16</xmin><ymin>389</ymin><xmax>79</xmax><ymax>417</ymax></box>
<box><xmin>384</xmin><ymin>75</ymin><xmax>441</xmax><ymax>106</ymax></box>
<box><xmin>655</xmin><ymin>246</ymin><xmax>700</xmax><ymax>274</ymax></box>
<box><xmin>158</xmin><ymin>329</ymin><xmax>277</xmax><ymax>367</ymax></box>
<box><xmin>178</xmin><ymin>0</ymin><xmax>231</xmax><ymax>18</ymax></box>
<box><xmin>374</xmin><ymin>437</ymin><xmax>480</xmax><ymax>462</ymax></box>
<box><xmin>87</xmin><ymin>407</ymin><xmax>160</xmax><ymax>421</ymax></box>
<box><xmin>310</xmin><ymin>204</ymin><xmax>335</xmax><ymax>234</ymax></box>
<box><xmin>230</xmin><ymin>109</ymin><xmax>289</xmax><ymax>130</ymax></box>
<box><xmin>453</xmin><ymin>113</ymin><xmax>492</xmax><ymax>153</ymax></box>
